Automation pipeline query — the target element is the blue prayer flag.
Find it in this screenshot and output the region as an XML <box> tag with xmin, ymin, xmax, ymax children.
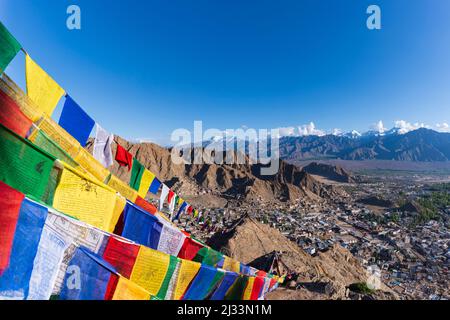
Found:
<box><xmin>149</xmin><ymin>178</ymin><xmax>161</xmax><ymax>195</ymax></box>
<box><xmin>59</xmin><ymin>247</ymin><xmax>116</xmax><ymax>300</ymax></box>
<box><xmin>173</xmin><ymin>201</ymin><xmax>187</xmax><ymax>222</ymax></box>
<box><xmin>59</xmin><ymin>95</ymin><xmax>95</xmax><ymax>146</ymax></box>
<box><xmin>121</xmin><ymin>202</ymin><xmax>162</xmax><ymax>249</ymax></box>
<box><xmin>0</xmin><ymin>199</ymin><xmax>48</xmax><ymax>299</ymax></box>
<box><xmin>183</xmin><ymin>264</ymin><xmax>223</xmax><ymax>300</ymax></box>
<box><xmin>210</xmin><ymin>272</ymin><xmax>239</xmax><ymax>300</ymax></box>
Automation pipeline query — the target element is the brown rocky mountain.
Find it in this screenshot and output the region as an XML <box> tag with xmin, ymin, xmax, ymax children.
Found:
<box><xmin>301</xmin><ymin>162</ymin><xmax>355</xmax><ymax>183</ymax></box>
<box><xmin>87</xmin><ymin>137</ymin><xmax>339</xmax><ymax>204</ymax></box>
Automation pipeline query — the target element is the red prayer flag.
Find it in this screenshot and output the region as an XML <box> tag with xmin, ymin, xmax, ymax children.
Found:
<box><xmin>0</xmin><ymin>181</ymin><xmax>25</xmax><ymax>274</ymax></box>
<box><xmin>135</xmin><ymin>196</ymin><xmax>157</xmax><ymax>215</ymax></box>
<box><xmin>102</xmin><ymin>236</ymin><xmax>140</xmax><ymax>278</ymax></box>
<box><xmin>0</xmin><ymin>89</ymin><xmax>32</xmax><ymax>138</ymax></box>
<box><xmin>177</xmin><ymin>237</ymin><xmax>204</xmax><ymax>261</ymax></box>
<box><xmin>167</xmin><ymin>190</ymin><xmax>175</xmax><ymax>204</ymax></box>
<box><xmin>250</xmin><ymin>276</ymin><xmax>265</xmax><ymax>300</ymax></box>
<box><xmin>186</xmin><ymin>205</ymin><xmax>193</xmax><ymax>216</ymax></box>
<box><xmin>115</xmin><ymin>144</ymin><xmax>133</xmax><ymax>171</ymax></box>
<box><xmin>104</xmin><ymin>274</ymin><xmax>119</xmax><ymax>300</ymax></box>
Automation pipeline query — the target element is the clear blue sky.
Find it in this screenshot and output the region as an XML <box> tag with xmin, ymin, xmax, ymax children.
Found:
<box><xmin>1</xmin><ymin>0</ymin><xmax>450</xmax><ymax>144</ymax></box>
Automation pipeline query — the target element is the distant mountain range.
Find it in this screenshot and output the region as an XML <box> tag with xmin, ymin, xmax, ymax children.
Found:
<box><xmin>279</xmin><ymin>128</ymin><xmax>450</xmax><ymax>162</ymax></box>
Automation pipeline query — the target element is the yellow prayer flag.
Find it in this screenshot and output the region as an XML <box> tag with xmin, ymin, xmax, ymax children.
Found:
<box><xmin>107</xmin><ymin>174</ymin><xmax>138</xmax><ymax>203</ymax></box>
<box><xmin>75</xmin><ymin>148</ymin><xmax>110</xmax><ymax>183</ymax></box>
<box><xmin>137</xmin><ymin>169</ymin><xmax>155</xmax><ymax>198</ymax></box>
<box><xmin>243</xmin><ymin>277</ymin><xmax>255</xmax><ymax>300</ymax></box>
<box><xmin>36</xmin><ymin>116</ymin><xmax>81</xmax><ymax>158</ymax></box>
<box><xmin>25</xmin><ymin>55</ymin><xmax>65</xmax><ymax>117</ymax></box>
<box><xmin>173</xmin><ymin>260</ymin><xmax>201</xmax><ymax>300</ymax></box>
<box><xmin>53</xmin><ymin>164</ymin><xmax>118</xmax><ymax>230</ymax></box>
<box><xmin>222</xmin><ymin>256</ymin><xmax>233</xmax><ymax>271</ymax></box>
<box><xmin>112</xmin><ymin>277</ymin><xmax>151</xmax><ymax>300</ymax></box>
<box><xmin>231</xmin><ymin>260</ymin><xmax>241</xmax><ymax>273</ymax></box>
<box><xmin>109</xmin><ymin>194</ymin><xmax>126</xmax><ymax>233</ymax></box>
<box><xmin>130</xmin><ymin>246</ymin><xmax>170</xmax><ymax>296</ymax></box>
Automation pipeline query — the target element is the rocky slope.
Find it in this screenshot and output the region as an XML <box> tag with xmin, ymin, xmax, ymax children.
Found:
<box><xmin>88</xmin><ymin>137</ymin><xmax>339</xmax><ymax>204</ymax></box>
<box><xmin>208</xmin><ymin>217</ymin><xmax>397</xmax><ymax>300</ymax></box>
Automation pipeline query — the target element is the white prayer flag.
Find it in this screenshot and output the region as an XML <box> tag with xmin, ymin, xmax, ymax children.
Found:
<box><xmin>159</xmin><ymin>184</ymin><xmax>170</xmax><ymax>211</ymax></box>
<box><xmin>93</xmin><ymin>124</ymin><xmax>114</xmax><ymax>168</ymax></box>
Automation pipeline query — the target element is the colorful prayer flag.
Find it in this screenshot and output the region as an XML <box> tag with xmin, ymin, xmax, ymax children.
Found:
<box><xmin>115</xmin><ymin>144</ymin><xmax>133</xmax><ymax>171</ymax></box>
<box><xmin>59</xmin><ymin>95</ymin><xmax>95</xmax><ymax>146</ymax></box>
<box><xmin>0</xmin><ymin>88</ymin><xmax>32</xmax><ymax>138</ymax></box>
<box><xmin>173</xmin><ymin>259</ymin><xmax>201</xmax><ymax>300</ymax></box>
<box><xmin>0</xmin><ymin>198</ymin><xmax>48</xmax><ymax>299</ymax></box>
<box><xmin>0</xmin><ymin>22</ymin><xmax>21</xmax><ymax>73</ymax></box>
<box><xmin>130</xmin><ymin>246</ymin><xmax>171</xmax><ymax>296</ymax></box>
<box><xmin>0</xmin><ymin>181</ymin><xmax>25</xmax><ymax>275</ymax></box>
<box><xmin>59</xmin><ymin>247</ymin><xmax>118</xmax><ymax>300</ymax></box>
<box><xmin>93</xmin><ymin>124</ymin><xmax>114</xmax><ymax>168</ymax></box>
<box><xmin>102</xmin><ymin>237</ymin><xmax>139</xmax><ymax>279</ymax></box>
<box><xmin>25</xmin><ymin>54</ymin><xmax>64</xmax><ymax>117</ymax></box>
<box><xmin>159</xmin><ymin>184</ymin><xmax>170</xmax><ymax>211</ymax></box>
<box><xmin>149</xmin><ymin>177</ymin><xmax>161</xmax><ymax>194</ymax></box>
<box><xmin>0</xmin><ymin>124</ymin><xmax>56</xmax><ymax>204</ymax></box>
<box><xmin>121</xmin><ymin>202</ymin><xmax>162</xmax><ymax>250</ymax></box>
<box><xmin>210</xmin><ymin>272</ymin><xmax>239</xmax><ymax>300</ymax></box>
<box><xmin>182</xmin><ymin>264</ymin><xmax>224</xmax><ymax>300</ymax></box>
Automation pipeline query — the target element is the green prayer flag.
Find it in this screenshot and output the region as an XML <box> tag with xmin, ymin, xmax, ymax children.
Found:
<box><xmin>129</xmin><ymin>158</ymin><xmax>144</xmax><ymax>191</ymax></box>
<box><xmin>0</xmin><ymin>22</ymin><xmax>21</xmax><ymax>73</ymax></box>
<box><xmin>30</xmin><ymin>130</ymin><xmax>79</xmax><ymax>168</ymax></box>
<box><xmin>203</xmin><ymin>249</ymin><xmax>224</xmax><ymax>267</ymax></box>
<box><xmin>156</xmin><ymin>255</ymin><xmax>178</xmax><ymax>300</ymax></box>
<box><xmin>0</xmin><ymin>123</ymin><xmax>56</xmax><ymax>203</ymax></box>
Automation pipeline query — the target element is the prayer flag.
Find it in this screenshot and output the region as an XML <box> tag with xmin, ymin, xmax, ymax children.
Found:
<box><xmin>129</xmin><ymin>158</ymin><xmax>144</xmax><ymax>190</ymax></box>
<box><xmin>159</xmin><ymin>184</ymin><xmax>170</xmax><ymax>211</ymax></box>
<box><xmin>173</xmin><ymin>201</ymin><xmax>187</xmax><ymax>221</ymax></box>
<box><xmin>59</xmin><ymin>247</ymin><xmax>118</xmax><ymax>300</ymax></box>
<box><xmin>178</xmin><ymin>237</ymin><xmax>204</xmax><ymax>261</ymax></box>
<box><xmin>0</xmin><ymin>22</ymin><xmax>21</xmax><ymax>73</ymax></box>
<box><xmin>137</xmin><ymin>169</ymin><xmax>154</xmax><ymax>198</ymax></box>
<box><xmin>0</xmin><ymin>124</ymin><xmax>56</xmax><ymax>204</ymax></box>
<box><xmin>93</xmin><ymin>124</ymin><xmax>114</xmax><ymax>168</ymax></box>
<box><xmin>135</xmin><ymin>196</ymin><xmax>157</xmax><ymax>215</ymax></box>
<box><xmin>251</xmin><ymin>276</ymin><xmax>265</xmax><ymax>300</ymax></box>
<box><xmin>157</xmin><ymin>220</ymin><xmax>186</xmax><ymax>257</ymax></box>
<box><xmin>156</xmin><ymin>255</ymin><xmax>179</xmax><ymax>300</ymax></box>
<box><xmin>107</xmin><ymin>174</ymin><xmax>138</xmax><ymax>203</ymax></box>
<box><xmin>130</xmin><ymin>246</ymin><xmax>171</xmax><ymax>296</ymax></box>
<box><xmin>102</xmin><ymin>237</ymin><xmax>139</xmax><ymax>279</ymax></box>
<box><xmin>210</xmin><ymin>272</ymin><xmax>239</xmax><ymax>300</ymax></box>
<box><xmin>0</xmin><ymin>198</ymin><xmax>48</xmax><ymax>299</ymax></box>
<box><xmin>243</xmin><ymin>276</ymin><xmax>255</xmax><ymax>300</ymax></box>
<box><xmin>182</xmin><ymin>264</ymin><xmax>224</xmax><ymax>300</ymax></box>
<box><xmin>115</xmin><ymin>144</ymin><xmax>133</xmax><ymax>171</ymax></box>
<box><xmin>112</xmin><ymin>277</ymin><xmax>150</xmax><ymax>300</ymax></box>
<box><xmin>25</xmin><ymin>54</ymin><xmax>65</xmax><ymax>117</ymax></box>
<box><xmin>0</xmin><ymin>88</ymin><xmax>32</xmax><ymax>137</ymax></box>
<box><xmin>149</xmin><ymin>177</ymin><xmax>161</xmax><ymax>195</ymax></box>
<box><xmin>225</xmin><ymin>275</ymin><xmax>248</xmax><ymax>300</ymax></box>
<box><xmin>121</xmin><ymin>202</ymin><xmax>162</xmax><ymax>250</ymax></box>
<box><xmin>52</xmin><ymin>165</ymin><xmax>118</xmax><ymax>231</ymax></box>
<box><xmin>168</xmin><ymin>190</ymin><xmax>177</xmax><ymax>217</ymax></box>
<box><xmin>59</xmin><ymin>95</ymin><xmax>95</xmax><ymax>146</ymax></box>
<box><xmin>0</xmin><ymin>181</ymin><xmax>25</xmax><ymax>275</ymax></box>
<box><xmin>173</xmin><ymin>259</ymin><xmax>201</xmax><ymax>300</ymax></box>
